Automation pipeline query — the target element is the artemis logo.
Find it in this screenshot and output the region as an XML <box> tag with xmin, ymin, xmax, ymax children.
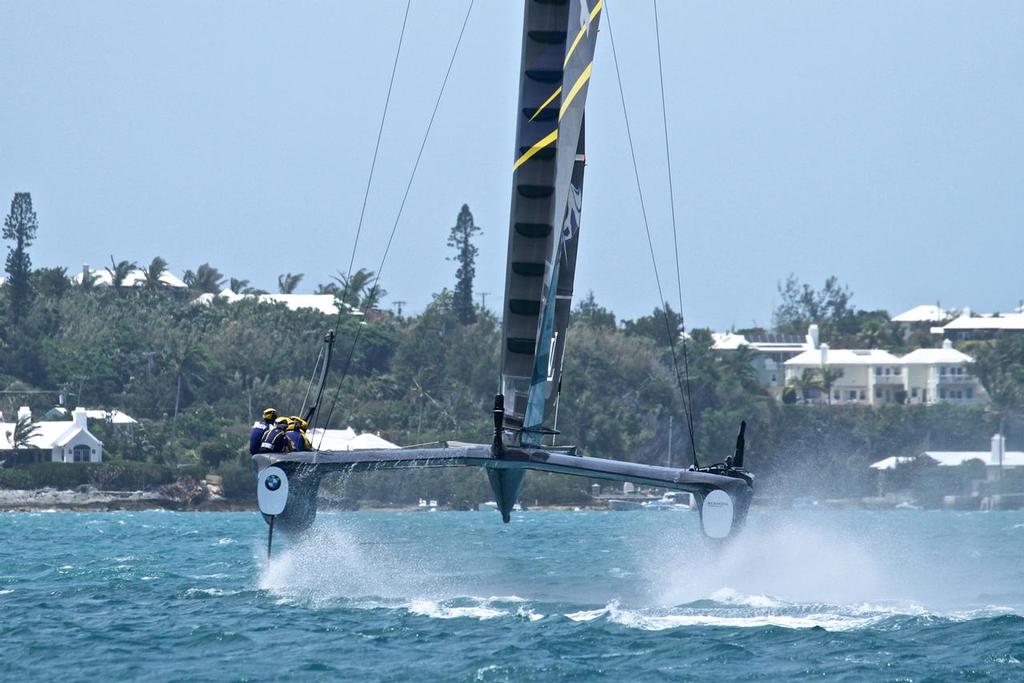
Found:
<box><xmin>705</xmin><ymin>500</ymin><xmax>729</xmax><ymax>507</ymax></box>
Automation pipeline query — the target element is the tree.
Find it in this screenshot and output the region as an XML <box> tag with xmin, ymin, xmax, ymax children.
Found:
<box><xmin>621</xmin><ymin>303</ymin><xmax>684</xmax><ymax>348</ymax></box>
<box><xmin>773</xmin><ymin>274</ymin><xmax>856</xmax><ymax>342</ymax></box>
<box><xmin>447</xmin><ymin>204</ymin><xmax>481</xmax><ymax>325</ymax></box>
<box><xmin>3</xmin><ymin>193</ymin><xmax>39</xmax><ymax>323</ymax></box>
<box><xmin>277</xmin><ymin>272</ymin><xmax>303</xmax><ymax>294</ymax></box>
<box><xmin>571</xmin><ymin>291</ymin><xmax>617</xmax><ymax>331</ymax></box>
<box><xmin>11</xmin><ymin>414</ymin><xmax>40</xmax><ymax>449</ymax></box>
<box><xmin>788</xmin><ymin>368</ymin><xmax>822</xmax><ymax>404</ymax></box>
<box><xmin>142</xmin><ymin>257</ymin><xmax>169</xmax><ymax>290</ymax></box>
<box><xmin>817</xmin><ymin>366</ymin><xmax>845</xmax><ymax>405</ymax></box>
<box><xmin>106</xmin><ymin>257</ymin><xmax>137</xmax><ymax>290</ymax></box>
<box><xmin>183</xmin><ymin>263</ymin><xmax>225</xmax><ymax>295</ymax></box>
<box><xmin>332</xmin><ymin>268</ymin><xmax>386</xmax><ymax>310</ymax></box>
<box><xmin>971</xmin><ymin>335</ymin><xmax>1024</xmax><ymax>421</ymax></box>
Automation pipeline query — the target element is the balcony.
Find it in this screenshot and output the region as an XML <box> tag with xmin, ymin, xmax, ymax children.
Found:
<box><xmin>938</xmin><ymin>374</ymin><xmax>975</xmax><ymax>384</ymax></box>
<box><xmin>873</xmin><ymin>374</ymin><xmax>904</xmax><ymax>385</ymax></box>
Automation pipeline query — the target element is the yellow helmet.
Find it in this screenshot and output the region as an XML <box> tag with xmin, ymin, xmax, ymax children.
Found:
<box><xmin>275</xmin><ymin>416</ymin><xmax>289</xmax><ymax>428</ymax></box>
<box><xmin>263</xmin><ymin>407</ymin><xmax>278</xmax><ymax>421</ymax></box>
<box><xmin>290</xmin><ymin>416</ymin><xmax>309</xmax><ymax>431</ymax></box>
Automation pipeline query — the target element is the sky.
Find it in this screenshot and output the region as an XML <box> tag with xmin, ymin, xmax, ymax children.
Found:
<box><xmin>2</xmin><ymin>1</ymin><xmax>1022</xmax><ymax>330</ymax></box>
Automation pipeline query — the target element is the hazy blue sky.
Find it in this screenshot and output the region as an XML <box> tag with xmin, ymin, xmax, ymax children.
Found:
<box><xmin>2</xmin><ymin>1</ymin><xmax>1021</xmax><ymax>329</ymax></box>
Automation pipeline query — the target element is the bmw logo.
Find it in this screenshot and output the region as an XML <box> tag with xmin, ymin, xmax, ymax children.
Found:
<box><xmin>265</xmin><ymin>474</ymin><xmax>282</xmax><ymax>491</ymax></box>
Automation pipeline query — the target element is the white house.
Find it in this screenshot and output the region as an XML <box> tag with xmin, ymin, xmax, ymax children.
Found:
<box><xmin>871</xmin><ymin>435</ymin><xmax>1023</xmax><ymax>480</ymax></box>
<box><xmin>194</xmin><ymin>290</ymin><xmax>363</xmax><ymax>317</ymax></box>
<box><xmin>0</xmin><ymin>407</ymin><xmax>103</xmax><ymax>464</ymax></box>
<box><xmin>901</xmin><ymin>339</ymin><xmax>984</xmax><ymax>405</ymax></box>
<box><xmin>72</xmin><ymin>264</ymin><xmax>187</xmax><ymax>290</ymax></box>
<box><xmin>933</xmin><ymin>310</ymin><xmax>1024</xmax><ymax>341</ymax></box>
<box><xmin>783</xmin><ymin>337</ymin><xmax>986</xmax><ymax>406</ymax></box>
<box><xmin>891</xmin><ymin>304</ymin><xmax>953</xmax><ymax>325</ymax></box>
<box><xmin>712</xmin><ymin>325</ymin><xmax>818</xmax><ymax>393</ymax></box>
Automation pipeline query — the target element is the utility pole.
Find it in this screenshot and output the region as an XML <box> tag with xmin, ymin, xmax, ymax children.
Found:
<box><xmin>393</xmin><ymin>300</ymin><xmax>406</xmax><ymax>317</ymax></box>
<box><xmin>478</xmin><ymin>292</ymin><xmax>491</xmax><ymax>311</ymax></box>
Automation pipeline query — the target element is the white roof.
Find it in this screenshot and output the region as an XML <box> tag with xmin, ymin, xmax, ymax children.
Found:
<box><xmin>259</xmin><ymin>294</ymin><xmax>340</xmax><ymax>316</ymax></box>
<box><xmin>923</xmin><ymin>451</ymin><xmax>1024</xmax><ymax>468</ymax></box>
<box><xmin>786</xmin><ymin>349</ymin><xmax>901</xmax><ymax>366</ymax></box>
<box><xmin>901</xmin><ymin>343</ymin><xmax>973</xmax><ymax>365</ymax></box>
<box><xmin>941</xmin><ymin>313</ymin><xmax>1024</xmax><ymax>332</ymax></box>
<box><xmin>712</xmin><ymin>332</ymin><xmax>811</xmax><ymax>353</ymax></box>
<box><xmin>308</xmin><ymin>427</ymin><xmax>398</xmax><ymax>451</ymax></box>
<box><xmin>0</xmin><ymin>421</ymin><xmax>91</xmax><ymax>450</ymax></box>
<box><xmin>72</xmin><ymin>267</ymin><xmax>187</xmax><ymax>288</ymax></box>
<box><xmin>892</xmin><ymin>304</ymin><xmax>951</xmax><ymax>323</ymax></box>
<box><xmin>84</xmin><ymin>409</ymin><xmax>137</xmax><ymax>425</ymax></box>
<box><xmin>870</xmin><ymin>452</ymin><xmax>1024</xmax><ymax>469</ymax></box>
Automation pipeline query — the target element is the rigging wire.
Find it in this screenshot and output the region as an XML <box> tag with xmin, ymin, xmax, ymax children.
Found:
<box><xmin>315</xmin><ymin>0</ymin><xmax>476</xmax><ymax>452</ymax></box>
<box><xmin>653</xmin><ymin>0</ymin><xmax>699</xmax><ymax>467</ymax></box>
<box><xmin>604</xmin><ymin>2</ymin><xmax>700</xmax><ymax>468</ymax></box>
<box><xmin>340</xmin><ymin>0</ymin><xmax>412</xmax><ymax>308</ymax></box>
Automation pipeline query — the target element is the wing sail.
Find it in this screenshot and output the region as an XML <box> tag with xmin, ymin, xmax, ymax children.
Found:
<box><xmin>501</xmin><ymin>0</ymin><xmax>602</xmax><ymax>444</ymax></box>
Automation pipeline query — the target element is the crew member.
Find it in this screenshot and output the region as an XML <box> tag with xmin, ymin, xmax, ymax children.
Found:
<box><xmin>249</xmin><ymin>407</ymin><xmax>277</xmax><ymax>455</ymax></box>
<box><xmin>286</xmin><ymin>416</ymin><xmax>312</xmax><ymax>452</ymax></box>
<box><xmin>260</xmin><ymin>416</ymin><xmax>292</xmax><ymax>453</ymax></box>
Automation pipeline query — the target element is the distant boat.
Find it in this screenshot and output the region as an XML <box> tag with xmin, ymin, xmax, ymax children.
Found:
<box><xmin>607</xmin><ymin>499</ymin><xmax>644</xmax><ymax>512</ymax></box>
<box><xmin>643</xmin><ymin>492</ymin><xmax>694</xmax><ymax>511</ymax></box>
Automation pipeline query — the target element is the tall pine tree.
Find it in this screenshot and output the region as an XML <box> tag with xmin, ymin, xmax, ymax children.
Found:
<box><xmin>447</xmin><ymin>204</ymin><xmax>481</xmax><ymax>325</ymax></box>
<box><xmin>3</xmin><ymin>193</ymin><xmax>39</xmax><ymax>325</ymax></box>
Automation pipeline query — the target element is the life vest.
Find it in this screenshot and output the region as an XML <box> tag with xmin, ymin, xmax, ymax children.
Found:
<box><xmin>249</xmin><ymin>421</ymin><xmax>271</xmax><ymax>455</ymax></box>
<box><xmin>260</xmin><ymin>427</ymin><xmax>291</xmax><ymax>453</ymax></box>
<box><xmin>285</xmin><ymin>430</ymin><xmax>305</xmax><ymax>452</ymax></box>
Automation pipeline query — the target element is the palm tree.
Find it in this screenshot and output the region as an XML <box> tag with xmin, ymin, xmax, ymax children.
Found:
<box><xmin>817</xmin><ymin>366</ymin><xmax>845</xmax><ymax>405</ymax></box>
<box><xmin>788</xmin><ymin>368</ymin><xmax>822</xmax><ymax>404</ymax></box>
<box><xmin>277</xmin><ymin>272</ymin><xmax>304</xmax><ymax>294</ymax></box>
<box><xmin>106</xmin><ymin>256</ymin><xmax>137</xmax><ymax>291</ymax></box>
<box><xmin>183</xmin><ymin>263</ymin><xmax>225</xmax><ymax>296</ymax></box>
<box><xmin>12</xmin><ymin>414</ymin><xmax>40</xmax><ymax>448</ymax></box>
<box><xmin>315</xmin><ymin>282</ymin><xmax>339</xmax><ymax>296</ymax></box>
<box><xmin>332</xmin><ymin>268</ymin><xmax>386</xmax><ymax>309</ymax></box>
<box><xmin>142</xmin><ymin>257</ymin><xmax>169</xmax><ymax>290</ymax></box>
<box><xmin>166</xmin><ymin>330</ymin><xmax>208</xmax><ymax>450</ymax></box>
<box><xmin>228</xmin><ymin>277</ymin><xmax>249</xmax><ymax>294</ymax></box>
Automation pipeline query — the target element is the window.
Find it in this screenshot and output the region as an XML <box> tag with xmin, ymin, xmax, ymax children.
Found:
<box><xmin>848</xmin><ymin>390</ymin><xmax>857</xmax><ymax>400</ymax></box>
<box><xmin>72</xmin><ymin>444</ymin><xmax>91</xmax><ymax>463</ymax></box>
<box><xmin>833</xmin><ymin>391</ymin><xmax>840</xmax><ymax>401</ymax></box>
<box><xmin>859</xmin><ymin>390</ymin><xmax>866</xmax><ymax>400</ymax></box>
<box><xmin>940</xmin><ymin>367</ymin><xmax>947</xmax><ymax>375</ymax></box>
<box><xmin>875</xmin><ymin>388</ymin><xmax>882</xmax><ymax>399</ymax></box>
<box><xmin>966</xmin><ymin>388</ymin><xmax>973</xmax><ymax>399</ymax></box>
<box><xmin>912</xmin><ymin>388</ymin><xmax>919</xmax><ymax>398</ymax></box>
<box><xmin>894</xmin><ymin>368</ymin><xmax>901</xmax><ymax>375</ymax></box>
<box><xmin>884</xmin><ymin>367</ymin><xmax>891</xmax><ymax>375</ymax></box>
<box><xmin>940</xmin><ymin>389</ymin><xmax>947</xmax><ymax>399</ymax></box>
<box><xmin>875</xmin><ymin>367</ymin><xmax>882</xmax><ymax>376</ymax></box>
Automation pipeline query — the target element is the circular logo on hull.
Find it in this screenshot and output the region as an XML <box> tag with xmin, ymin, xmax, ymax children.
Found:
<box><xmin>257</xmin><ymin>466</ymin><xmax>289</xmax><ymax>516</ymax></box>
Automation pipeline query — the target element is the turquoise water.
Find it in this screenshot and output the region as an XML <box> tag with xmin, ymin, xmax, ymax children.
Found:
<box><xmin>2</xmin><ymin>509</ymin><xmax>1022</xmax><ymax>681</ymax></box>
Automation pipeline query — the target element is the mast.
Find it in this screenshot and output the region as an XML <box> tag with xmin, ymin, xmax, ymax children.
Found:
<box><xmin>500</xmin><ymin>0</ymin><xmax>602</xmax><ymax>445</ymax></box>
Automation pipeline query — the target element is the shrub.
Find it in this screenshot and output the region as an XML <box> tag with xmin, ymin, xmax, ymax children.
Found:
<box><xmin>218</xmin><ymin>462</ymin><xmax>254</xmax><ymax>501</ymax></box>
<box><xmin>0</xmin><ymin>469</ymin><xmax>33</xmax><ymax>489</ymax></box>
<box><xmin>23</xmin><ymin>462</ymin><xmax>90</xmax><ymax>489</ymax></box>
<box><xmin>197</xmin><ymin>441</ymin><xmax>233</xmax><ymax>469</ymax></box>
<box><xmin>86</xmin><ymin>462</ymin><xmax>175</xmax><ymax>490</ymax></box>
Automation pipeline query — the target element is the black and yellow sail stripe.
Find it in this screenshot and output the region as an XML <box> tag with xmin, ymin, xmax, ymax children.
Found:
<box><xmin>513</xmin><ymin>129</ymin><xmax>559</xmax><ymax>171</ymax></box>
<box><xmin>558</xmin><ymin>62</ymin><xmax>592</xmax><ymax>121</ymax></box>
<box><xmin>528</xmin><ymin>86</ymin><xmax>562</xmax><ymax>122</ymax></box>
<box><xmin>563</xmin><ymin>0</ymin><xmax>603</xmax><ymax>68</ymax></box>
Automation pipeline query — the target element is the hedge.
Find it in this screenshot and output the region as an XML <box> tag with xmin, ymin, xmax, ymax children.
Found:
<box><xmin>0</xmin><ymin>462</ymin><xmax>179</xmax><ymax>491</ymax></box>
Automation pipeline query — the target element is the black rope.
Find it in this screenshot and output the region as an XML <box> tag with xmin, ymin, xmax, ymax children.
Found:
<box><xmin>653</xmin><ymin>0</ymin><xmax>699</xmax><ymax>467</ymax></box>
<box><xmin>605</xmin><ymin>2</ymin><xmax>700</xmax><ymax>468</ymax></box>
<box><xmin>316</xmin><ymin>0</ymin><xmax>476</xmax><ymax>451</ymax></box>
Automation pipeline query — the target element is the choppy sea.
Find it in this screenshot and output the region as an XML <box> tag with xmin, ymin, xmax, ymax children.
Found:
<box><xmin>1</xmin><ymin>508</ymin><xmax>1022</xmax><ymax>681</ymax></box>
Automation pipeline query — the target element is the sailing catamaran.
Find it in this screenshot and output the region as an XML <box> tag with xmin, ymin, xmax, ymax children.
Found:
<box><xmin>253</xmin><ymin>0</ymin><xmax>753</xmax><ymax>551</ymax></box>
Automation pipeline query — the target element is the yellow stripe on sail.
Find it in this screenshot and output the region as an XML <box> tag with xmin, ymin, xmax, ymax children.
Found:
<box><xmin>529</xmin><ymin>86</ymin><xmax>562</xmax><ymax>122</ymax></box>
<box><xmin>513</xmin><ymin>129</ymin><xmax>559</xmax><ymax>171</ymax></box>
<box><xmin>563</xmin><ymin>0</ymin><xmax>603</xmax><ymax>68</ymax></box>
<box><xmin>558</xmin><ymin>62</ymin><xmax>592</xmax><ymax>121</ymax></box>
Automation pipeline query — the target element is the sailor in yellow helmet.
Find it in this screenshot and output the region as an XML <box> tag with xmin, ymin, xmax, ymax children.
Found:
<box><xmin>286</xmin><ymin>416</ymin><xmax>312</xmax><ymax>451</ymax></box>
<box><xmin>249</xmin><ymin>407</ymin><xmax>278</xmax><ymax>454</ymax></box>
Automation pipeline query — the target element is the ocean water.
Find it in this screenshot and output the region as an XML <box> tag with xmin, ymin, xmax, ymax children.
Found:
<box><xmin>1</xmin><ymin>509</ymin><xmax>1022</xmax><ymax>682</ymax></box>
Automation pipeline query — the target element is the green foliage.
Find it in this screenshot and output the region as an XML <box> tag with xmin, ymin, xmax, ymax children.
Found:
<box><xmin>0</xmin><ymin>469</ymin><xmax>33</xmax><ymax>489</ymax></box>
<box><xmin>217</xmin><ymin>462</ymin><xmax>254</xmax><ymax>500</ymax></box>
<box><xmin>447</xmin><ymin>204</ymin><xmax>481</xmax><ymax>325</ymax></box>
<box><xmin>970</xmin><ymin>334</ymin><xmax>1024</xmax><ymax>417</ymax></box>
<box><xmin>3</xmin><ymin>192</ymin><xmax>38</xmax><ymax>324</ymax></box>
<box><xmin>9</xmin><ymin>461</ymin><xmax>178</xmax><ymax>490</ymax></box>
